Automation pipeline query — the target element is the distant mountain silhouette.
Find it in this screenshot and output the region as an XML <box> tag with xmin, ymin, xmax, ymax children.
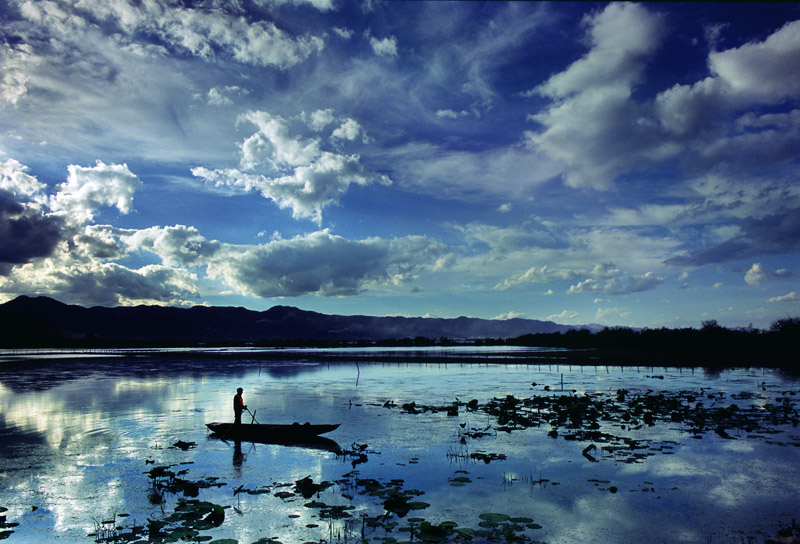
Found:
<box><xmin>0</xmin><ymin>295</ymin><xmax>574</xmax><ymax>347</ymax></box>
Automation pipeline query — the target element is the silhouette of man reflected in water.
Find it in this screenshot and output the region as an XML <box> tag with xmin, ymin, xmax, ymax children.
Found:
<box><xmin>233</xmin><ymin>440</ymin><xmax>244</xmax><ymax>470</ymax></box>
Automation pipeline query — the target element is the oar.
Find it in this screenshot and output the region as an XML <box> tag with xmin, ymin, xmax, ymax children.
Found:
<box><xmin>247</xmin><ymin>407</ymin><xmax>260</xmax><ymax>424</ymax></box>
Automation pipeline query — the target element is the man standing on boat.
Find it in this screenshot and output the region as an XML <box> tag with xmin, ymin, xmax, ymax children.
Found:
<box><xmin>233</xmin><ymin>387</ymin><xmax>247</xmax><ymax>425</ymax></box>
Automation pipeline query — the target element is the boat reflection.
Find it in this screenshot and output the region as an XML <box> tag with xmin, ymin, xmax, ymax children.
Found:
<box><xmin>208</xmin><ymin>433</ymin><xmax>342</xmax><ymax>457</ymax></box>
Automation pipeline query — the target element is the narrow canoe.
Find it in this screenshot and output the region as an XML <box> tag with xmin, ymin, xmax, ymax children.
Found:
<box><xmin>206</xmin><ymin>422</ymin><xmax>340</xmax><ymax>442</ymax></box>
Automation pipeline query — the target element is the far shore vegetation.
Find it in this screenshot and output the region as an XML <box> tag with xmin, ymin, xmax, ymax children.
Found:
<box><xmin>2</xmin><ymin>316</ymin><xmax>798</xmax><ymax>369</ymax></box>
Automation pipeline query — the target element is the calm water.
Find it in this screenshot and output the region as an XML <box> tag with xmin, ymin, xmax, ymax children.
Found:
<box><xmin>1</xmin><ymin>350</ymin><xmax>799</xmax><ymax>543</ymax></box>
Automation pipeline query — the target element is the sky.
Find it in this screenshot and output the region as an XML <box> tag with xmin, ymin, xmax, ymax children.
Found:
<box><xmin>1</xmin><ymin>1</ymin><xmax>800</xmax><ymax>330</ymax></box>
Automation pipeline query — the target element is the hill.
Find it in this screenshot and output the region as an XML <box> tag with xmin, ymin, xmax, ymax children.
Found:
<box><xmin>0</xmin><ymin>295</ymin><xmax>572</xmax><ymax>347</ymax></box>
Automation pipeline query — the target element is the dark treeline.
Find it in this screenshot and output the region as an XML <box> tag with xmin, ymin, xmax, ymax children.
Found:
<box><xmin>504</xmin><ymin>317</ymin><xmax>800</xmax><ymax>351</ymax></box>
<box><xmin>4</xmin><ymin>317</ymin><xmax>798</xmax><ymax>353</ymax></box>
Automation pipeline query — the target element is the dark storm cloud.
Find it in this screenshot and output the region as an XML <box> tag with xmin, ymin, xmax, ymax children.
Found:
<box><xmin>0</xmin><ymin>189</ymin><xmax>62</xmax><ymax>274</ymax></box>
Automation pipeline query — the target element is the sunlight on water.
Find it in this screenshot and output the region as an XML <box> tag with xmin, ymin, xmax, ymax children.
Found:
<box><xmin>0</xmin><ymin>354</ymin><xmax>798</xmax><ymax>543</ymax></box>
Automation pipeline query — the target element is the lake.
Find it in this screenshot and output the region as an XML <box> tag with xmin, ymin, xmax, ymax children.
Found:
<box><xmin>1</xmin><ymin>348</ymin><xmax>799</xmax><ymax>543</ymax></box>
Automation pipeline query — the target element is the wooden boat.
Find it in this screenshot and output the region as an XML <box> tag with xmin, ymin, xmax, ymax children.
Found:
<box><xmin>205</xmin><ymin>422</ymin><xmax>339</xmax><ymax>442</ymax></box>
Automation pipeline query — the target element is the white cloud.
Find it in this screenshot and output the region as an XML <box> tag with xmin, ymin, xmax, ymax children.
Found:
<box><xmin>568</xmin><ymin>278</ymin><xmax>599</xmax><ymax>294</ymax></box>
<box><xmin>50</xmin><ymin>0</ymin><xmax>326</xmax><ymax>69</ymax></box>
<box><xmin>204</xmin><ymin>86</ymin><xmax>249</xmax><ymax>106</ymax></box>
<box><xmin>548</xmin><ymin>310</ymin><xmax>578</xmax><ymax>321</ymax></box>
<box><xmin>308</xmin><ymin>109</ymin><xmax>336</xmax><ymax>131</ymax></box>
<box><xmin>526</xmin><ymin>5</ymin><xmax>800</xmax><ymax>192</ymax></box>
<box><xmin>493</xmin><ymin>311</ymin><xmax>526</xmax><ymax>320</ymax></box>
<box><xmin>125</xmin><ymin>225</ymin><xmax>222</xmax><ymax>268</ymax></box>
<box><xmin>0</xmin><ymin>42</ymin><xmax>35</xmax><ymax>105</ymax></box>
<box><xmin>495</xmin><ymin>265</ymin><xmax>579</xmax><ymax>291</ymax></box>
<box><xmin>568</xmin><ymin>271</ymin><xmax>664</xmax><ymax>295</ymax></box>
<box><xmin>0</xmin><ymin>158</ymin><xmax>47</xmax><ymax>199</ymax></box>
<box><xmin>261</xmin><ymin>0</ymin><xmax>336</xmax><ymax>11</ymax></box>
<box><xmin>194</xmin><ymin>110</ymin><xmax>390</xmax><ymax>224</ymax></box>
<box><xmin>50</xmin><ymin>161</ymin><xmax>142</xmax><ymax>225</ymax></box>
<box><xmin>708</xmin><ymin>20</ymin><xmax>800</xmax><ymax>101</ymax></box>
<box><xmin>331</xmin><ymin>118</ymin><xmax>366</xmax><ymax>142</ymax></box>
<box><xmin>0</xmin><ymin>224</ymin><xmax>200</xmax><ymax>307</ymax></box>
<box><xmin>744</xmin><ymin>263</ymin><xmax>793</xmax><ymax>285</ymax></box>
<box><xmin>769</xmin><ymin>291</ymin><xmax>800</xmax><ymax>303</ymax></box>
<box><xmin>0</xmin><ymin>155</ymin><xmax>448</xmax><ymax>303</ymax></box>
<box><xmin>595</xmin><ymin>307</ymin><xmax>632</xmax><ymax>322</ymax></box>
<box><xmin>239</xmin><ymin>110</ymin><xmax>322</xmax><ymax>168</ymax></box>
<box><xmin>535</xmin><ymin>4</ymin><xmax>663</xmax><ymax>99</ymax></box>
<box><xmin>333</xmin><ymin>27</ymin><xmax>353</xmax><ymax>39</ymax></box>
<box><xmin>370</xmin><ymin>36</ymin><xmax>398</xmax><ymax>57</ymax></box>
<box><xmin>436</xmin><ymin>109</ymin><xmax>469</xmax><ymax>119</ymax></box>
<box><xmin>524</xmin><ymin>3</ymin><xmax>666</xmax><ymax>189</ymax></box>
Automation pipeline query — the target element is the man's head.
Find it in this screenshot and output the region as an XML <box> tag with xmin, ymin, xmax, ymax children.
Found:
<box><xmin>237</xmin><ymin>387</ymin><xmax>243</xmax><ymax>393</ymax></box>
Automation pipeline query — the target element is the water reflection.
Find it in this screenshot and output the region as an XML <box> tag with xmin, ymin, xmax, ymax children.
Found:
<box><xmin>0</xmin><ymin>357</ymin><xmax>798</xmax><ymax>543</ymax></box>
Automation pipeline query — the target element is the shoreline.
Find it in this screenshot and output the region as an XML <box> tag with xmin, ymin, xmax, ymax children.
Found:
<box><xmin>1</xmin><ymin>345</ymin><xmax>797</xmax><ymax>370</ymax></box>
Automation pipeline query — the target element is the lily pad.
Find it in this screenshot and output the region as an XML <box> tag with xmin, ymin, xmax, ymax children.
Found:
<box><xmin>478</xmin><ymin>513</ymin><xmax>511</xmax><ymax>522</ymax></box>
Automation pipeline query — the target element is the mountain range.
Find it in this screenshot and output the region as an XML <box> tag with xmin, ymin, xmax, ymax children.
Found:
<box><xmin>0</xmin><ymin>295</ymin><xmax>579</xmax><ymax>346</ymax></box>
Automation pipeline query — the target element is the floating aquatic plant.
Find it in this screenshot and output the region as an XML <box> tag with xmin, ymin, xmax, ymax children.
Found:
<box><xmin>0</xmin><ymin>507</ymin><xmax>18</xmax><ymax>540</ymax></box>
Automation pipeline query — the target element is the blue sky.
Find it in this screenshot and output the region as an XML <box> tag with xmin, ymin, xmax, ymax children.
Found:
<box><xmin>1</xmin><ymin>1</ymin><xmax>800</xmax><ymax>329</ymax></box>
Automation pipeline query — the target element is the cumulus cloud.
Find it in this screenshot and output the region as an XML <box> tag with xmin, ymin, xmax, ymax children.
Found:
<box><xmin>525</xmin><ymin>5</ymin><xmax>800</xmax><ymax>191</ymax></box>
<box><xmin>0</xmin><ymin>158</ymin><xmax>47</xmax><ymax>199</ymax></box>
<box><xmin>331</xmin><ymin>118</ymin><xmax>367</xmax><ymax>142</ymax></box>
<box><xmin>524</xmin><ymin>3</ymin><xmax>666</xmax><ymax>189</ymax></box>
<box><xmin>436</xmin><ymin>109</ymin><xmax>470</xmax><ymax>119</ymax></box>
<box><xmin>50</xmin><ymin>161</ymin><xmax>142</xmax><ymax>225</ymax></box>
<box><xmin>123</xmin><ymin>224</ymin><xmax>451</xmax><ymax>299</ymax></box>
<box><xmin>203</xmin><ymin>86</ymin><xmax>249</xmax><ymax>106</ymax></box>
<box><xmin>193</xmin><ymin>110</ymin><xmax>391</xmax><ymax>223</ymax></box>
<box><xmin>370</xmin><ymin>36</ymin><xmax>398</xmax><ymax>57</ymax></box>
<box><xmin>308</xmin><ymin>109</ymin><xmax>336</xmax><ymax>131</ymax></box>
<box><xmin>547</xmin><ymin>310</ymin><xmax>578</xmax><ymax>321</ymax></box>
<box><xmin>205</xmin><ymin>230</ymin><xmax>447</xmax><ymax>297</ymax></box>
<box><xmin>496</xmin><ymin>261</ymin><xmax>626</xmax><ymax>291</ymax></box>
<box><xmin>0</xmin><ymin>157</ymin><xmax>446</xmax><ymax>303</ymax></box>
<box><xmin>568</xmin><ymin>271</ymin><xmax>664</xmax><ymax>295</ymax></box>
<box><xmin>125</xmin><ymin>225</ymin><xmax>223</xmax><ymax>268</ymax></box>
<box><xmin>1</xmin><ymin>257</ymin><xmax>199</xmax><ymax>307</ymax></box>
<box><xmin>493</xmin><ymin>311</ymin><xmax>526</xmax><ymax>320</ymax></box>
<box><xmin>744</xmin><ymin>263</ymin><xmax>793</xmax><ymax>285</ymax></box>
<box><xmin>0</xmin><ymin>157</ymin><xmax>201</xmax><ymax>305</ymax></box>
<box><xmin>495</xmin><ymin>265</ymin><xmax>579</xmax><ymax>291</ymax></box>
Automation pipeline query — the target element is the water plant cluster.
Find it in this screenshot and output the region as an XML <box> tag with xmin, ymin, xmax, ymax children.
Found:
<box><xmin>380</xmin><ymin>383</ymin><xmax>800</xmax><ymax>464</ymax></box>
<box><xmin>479</xmin><ymin>386</ymin><xmax>800</xmax><ymax>462</ymax></box>
<box><xmin>85</xmin><ymin>451</ymin><xmax>548</xmax><ymax>544</ymax></box>
<box><xmin>0</xmin><ymin>506</ymin><xmax>19</xmax><ymax>540</ymax></box>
